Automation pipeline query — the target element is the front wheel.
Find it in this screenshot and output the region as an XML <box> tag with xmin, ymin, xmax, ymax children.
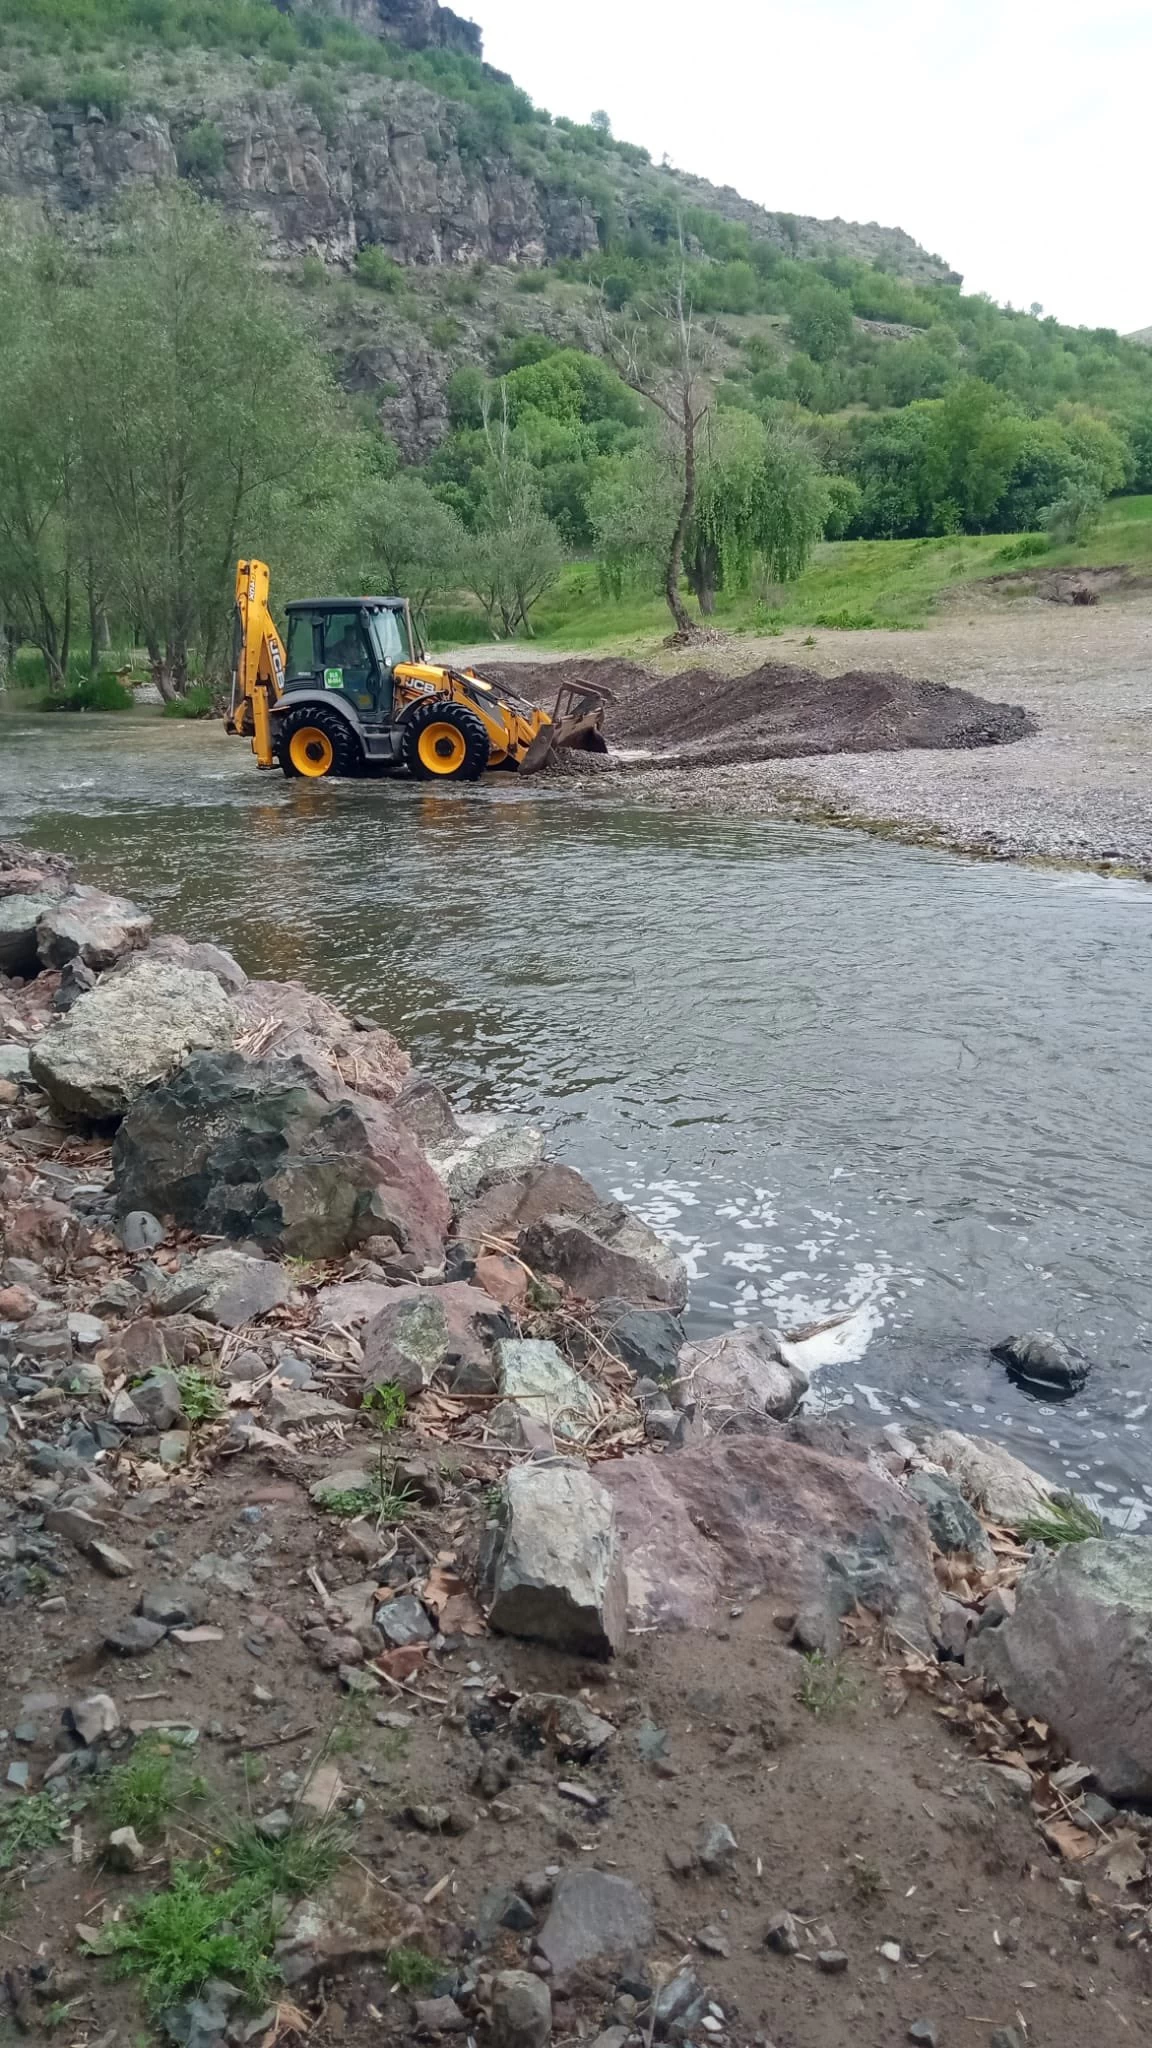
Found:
<box><xmin>401</xmin><ymin>698</ymin><xmax>490</xmax><ymax>782</ymax></box>
<box><xmin>277</xmin><ymin>705</ymin><xmax>361</xmax><ymax>780</ymax></box>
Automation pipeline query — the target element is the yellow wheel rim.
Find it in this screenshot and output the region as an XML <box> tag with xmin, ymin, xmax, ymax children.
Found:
<box><xmin>288</xmin><ymin>726</ymin><xmax>335</xmax><ymax>777</ymax></box>
<box><xmin>418</xmin><ymin>721</ymin><xmax>468</xmax><ymax>774</ymax></box>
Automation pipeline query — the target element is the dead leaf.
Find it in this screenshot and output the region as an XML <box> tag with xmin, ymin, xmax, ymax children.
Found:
<box><xmin>422</xmin><ymin>1563</ymin><xmax>486</xmax><ymax>1637</ymax></box>
<box><xmin>1102</xmin><ymin>1834</ymin><xmax>1147</xmax><ymax>1888</ymax></box>
<box><xmin>1041</xmin><ymin>1817</ymin><xmax>1096</xmax><ymax>1863</ymax></box>
<box><xmin>375</xmin><ymin>1644</ymin><xmax>428</xmax><ymax>1681</ymax></box>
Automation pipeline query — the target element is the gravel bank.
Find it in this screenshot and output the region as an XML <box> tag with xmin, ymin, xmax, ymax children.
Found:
<box><xmin>457</xmin><ymin>598</ymin><xmax>1152</xmax><ymax>869</ymax></box>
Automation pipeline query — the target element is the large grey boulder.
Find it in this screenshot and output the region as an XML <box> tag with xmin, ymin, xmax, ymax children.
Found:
<box><xmin>361</xmin><ymin>1281</ymin><xmax>509</xmax><ymax>1395</ymax></box>
<box><xmin>521</xmin><ymin>1210</ymin><xmax>687</xmax><ymax>1310</ymax></box>
<box><xmin>536</xmin><ymin>1869</ymin><xmax>653</xmax><ymax>1978</ymax></box>
<box><xmin>36</xmin><ymin>885</ymin><xmax>152</xmax><ymax>971</ymax></box>
<box><xmin>147</xmin><ymin>933</ymin><xmax>248</xmax><ymax>992</ymax></box>
<box><xmin>428</xmin><ymin>1113</ymin><xmax>544</xmax><ymax>1205</ymax></box>
<box><xmin>969</xmin><ymin>1539</ymin><xmax>1152</xmax><ymax>1800</ymax></box>
<box><xmin>232</xmin><ymin>978</ymin><xmax>410</xmax><ymax>1106</ymax></box>
<box><xmin>600</xmin><ymin>1433</ymin><xmax>939</xmax><ymax>1644</ymax></box>
<box><xmin>488</xmin><ymin>1969</ymin><xmax>552</xmax><ymax>2048</ymax></box>
<box><xmin>0</xmin><ymin>889</ymin><xmax>67</xmax><ymax>976</ymax></box>
<box><xmin>992</xmin><ymin>1330</ymin><xmax>1090</xmax><ymax>1399</ymax></box>
<box><xmin>488</xmin><ymin>1463</ymin><xmax>628</xmax><ymax>1658</ymax></box>
<box><xmin>152</xmin><ymin>1248</ymin><xmax>291</xmax><ymax>1328</ymax></box>
<box><xmin>917</xmin><ymin>1429</ymin><xmax>1055</xmax><ymax>1529</ymax></box>
<box><xmin>112</xmin><ymin>1050</ymin><xmax>450</xmax><ymax>1261</ymax></box>
<box><xmin>675</xmin><ymin>1325</ymin><xmax>807</xmax><ymax>1429</ymax></box>
<box><xmin>30</xmin><ymin>959</ymin><xmax>237</xmax><ymax>1119</ymax></box>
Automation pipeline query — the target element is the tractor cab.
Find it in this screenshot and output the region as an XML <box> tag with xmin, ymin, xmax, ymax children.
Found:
<box><xmin>282</xmin><ymin>597</ymin><xmax>420</xmax><ymax>726</ymax></box>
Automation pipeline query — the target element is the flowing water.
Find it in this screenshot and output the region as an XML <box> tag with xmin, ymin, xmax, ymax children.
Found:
<box><xmin>4</xmin><ymin>710</ymin><xmax>1152</xmax><ymax>1516</ymax></box>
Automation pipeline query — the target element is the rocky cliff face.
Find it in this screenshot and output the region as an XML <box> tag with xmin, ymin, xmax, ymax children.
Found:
<box><xmin>0</xmin><ymin>88</ymin><xmax>599</xmax><ymax>268</ymax></box>
<box><xmin>295</xmin><ymin>0</ymin><xmax>482</xmax><ymax>55</ymax></box>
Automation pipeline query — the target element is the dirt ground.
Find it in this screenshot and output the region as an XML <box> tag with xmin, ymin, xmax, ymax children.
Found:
<box><xmin>472</xmin><ymin>590</ymin><xmax>1152</xmax><ymax>870</ymax></box>
<box><xmin>5</xmin><ymin>1442</ymin><xmax>1152</xmax><ymax>2048</ymax></box>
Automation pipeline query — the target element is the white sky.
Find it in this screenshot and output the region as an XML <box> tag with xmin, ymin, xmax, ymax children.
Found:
<box><xmin>469</xmin><ymin>0</ymin><xmax>1149</xmax><ymax>334</ymax></box>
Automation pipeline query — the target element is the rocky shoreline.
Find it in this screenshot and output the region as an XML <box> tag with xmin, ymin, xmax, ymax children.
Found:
<box><xmin>3</xmin><ymin>840</ymin><xmax>1152</xmax><ymax>2048</ymax></box>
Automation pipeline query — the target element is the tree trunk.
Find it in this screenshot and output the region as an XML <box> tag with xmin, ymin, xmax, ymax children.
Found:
<box><xmin>148</xmin><ymin>641</ymin><xmax>180</xmax><ymax>703</ymax></box>
<box><xmin>663</xmin><ymin>392</ymin><xmax>696</xmax><ymax>635</ymax></box>
<box><xmin>688</xmin><ymin>540</ymin><xmax>718</xmax><ymax>614</ymax></box>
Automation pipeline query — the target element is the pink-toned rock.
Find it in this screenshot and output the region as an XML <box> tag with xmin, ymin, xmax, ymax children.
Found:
<box><xmin>474</xmin><ymin>1250</ymin><xmax>529</xmax><ymax>1312</ymax></box>
<box><xmin>4</xmin><ymin>1200</ymin><xmax>77</xmax><ymax>1261</ymax></box>
<box><xmin>676</xmin><ymin>1326</ymin><xmax>808</xmax><ymax>1428</ymax></box>
<box><xmin>314</xmin><ymin>1280</ymin><xmax>397</xmax><ymax>1332</ymax></box>
<box><xmin>599</xmin><ymin>1435</ymin><xmax>939</xmax><ymax>1643</ymax></box>
<box><xmin>361</xmin><ymin>1281</ymin><xmax>509</xmax><ymax>1395</ymax></box>
<box><xmin>234</xmin><ymin>979</ymin><xmax>409</xmax><ymax>1106</ymax></box>
<box><xmin>457</xmin><ymin>1162</ymin><xmax>687</xmax><ymax>1310</ymax></box>
<box><xmin>36</xmin><ymin>886</ymin><xmax>152</xmax><ymax>972</ymax></box>
<box><xmin>455</xmin><ymin>1164</ymin><xmax>604</xmax><ymax>1250</ymax></box>
<box><xmin>0</xmin><ymin>1283</ymin><xmax>38</xmax><ymax>1321</ymax></box>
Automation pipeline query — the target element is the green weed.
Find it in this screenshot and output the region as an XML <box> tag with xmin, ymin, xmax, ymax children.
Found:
<box><xmin>0</xmin><ymin>1789</ymin><xmax>73</xmax><ymax>1870</ymax></box>
<box><xmin>95</xmin><ymin>1737</ymin><xmax>207</xmax><ymax>1838</ymax></box>
<box><xmin>363</xmin><ymin>1381</ymin><xmax>406</xmax><ymax>1431</ymax></box>
<box><xmin>161</xmin><ymin>682</ymin><xmax>219</xmax><ymax>718</ymax></box>
<box><xmin>100</xmin><ymin>1863</ymin><xmax>280</xmax><ymax>2011</ymax></box>
<box><xmin>386</xmin><ymin>1945</ymin><xmax>440</xmax><ymax>1991</ymax></box>
<box><xmin>224</xmin><ymin>1818</ymin><xmax>349</xmax><ymax>1897</ymax></box>
<box><xmin>175</xmin><ymin>1365</ymin><xmax>225</xmax><ymax>1424</ymax></box>
<box><xmin>1017</xmin><ymin>1493</ymin><xmax>1103</xmax><ymax>1547</ymax></box>
<box><xmin>797</xmin><ymin>1652</ymin><xmax>859</xmax><ymax>1717</ymax></box>
<box><xmin>318</xmin><ymin>1478</ymin><xmax>414</xmax><ymax>1523</ymax></box>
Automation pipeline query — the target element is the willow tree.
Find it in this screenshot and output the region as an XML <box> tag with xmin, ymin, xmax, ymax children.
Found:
<box><xmin>67</xmin><ymin>188</ymin><xmax>355</xmax><ymax>697</ymax></box>
<box><xmin>688</xmin><ymin>413</ymin><xmax>831</xmax><ymax>612</ymax></box>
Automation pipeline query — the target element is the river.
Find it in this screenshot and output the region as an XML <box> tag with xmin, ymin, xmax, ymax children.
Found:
<box><xmin>4</xmin><ymin>709</ymin><xmax>1152</xmax><ymax>1518</ymax></box>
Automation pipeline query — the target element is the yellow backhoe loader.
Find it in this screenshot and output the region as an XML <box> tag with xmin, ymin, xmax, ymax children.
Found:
<box><xmin>224</xmin><ymin>559</ymin><xmax>608</xmax><ymax>781</ymax></box>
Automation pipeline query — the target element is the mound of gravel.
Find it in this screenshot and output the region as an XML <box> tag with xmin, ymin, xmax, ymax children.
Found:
<box><xmin>483</xmin><ymin>657</ymin><xmax>1034</xmax><ymax>765</ymax></box>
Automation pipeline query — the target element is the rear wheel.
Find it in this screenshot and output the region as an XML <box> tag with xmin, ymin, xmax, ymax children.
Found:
<box><xmin>277</xmin><ymin>705</ymin><xmax>361</xmax><ymax>780</ymax></box>
<box><xmin>402</xmin><ymin>698</ymin><xmax>489</xmax><ymax>782</ymax></box>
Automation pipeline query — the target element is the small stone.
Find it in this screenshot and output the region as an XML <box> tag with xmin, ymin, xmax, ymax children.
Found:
<box><xmin>879</xmin><ymin>1940</ymin><xmax>901</xmax><ymax>1963</ymax></box>
<box><xmin>654</xmin><ymin>1973</ymin><xmax>700</xmax><ymax>2027</ymax></box>
<box><xmin>158</xmin><ymin>1431</ymin><xmax>191</xmax><ymax>1467</ymax></box>
<box><xmin>110</xmin><ymin>1390</ymin><xmax>146</xmax><ymax>1429</ymax></box>
<box><xmin>816</xmin><ymin>1950</ymin><xmax>848</xmax><ymax>1974</ymax></box>
<box><xmin>377</xmin><ymin>1594</ymin><xmax>434</xmax><ymax>1649</ymax></box>
<box><xmin>908</xmin><ymin>2025</ymin><xmax>939</xmax><ymax>2047</ymax></box>
<box><xmin>489</xmin><ymin>1969</ymin><xmax>552</xmax><ymax>2048</ymax></box>
<box><xmin>138</xmin><ymin>1585</ymin><xmax>199</xmax><ymax>1627</ymax></box>
<box><xmin>90</xmin><ymin>1541</ymin><xmax>134</xmax><ymax>1578</ymax></box>
<box><xmin>68</xmin><ymin>1312</ymin><xmax>108</xmax><ymax>1351</ymax></box>
<box><xmin>989</xmin><ymin>2034</ymin><xmax>1024</xmax><ymax>2048</ymax></box>
<box><xmin>666</xmin><ymin>1844</ymin><xmax>697</xmax><ymax>1879</ymax></box>
<box><xmin>6</xmin><ymin>1762</ymin><xmax>30</xmax><ymax>1789</ymax></box>
<box><xmin>120</xmin><ymin>1211</ymin><xmax>164</xmax><ymax>1252</ymax></box>
<box><xmin>107</xmin><ymin>1825</ymin><xmax>146</xmax><ymax>1871</ymax></box>
<box><xmin>256</xmin><ymin>1809</ymin><xmax>293</xmax><ymax>1842</ymax></box>
<box><xmin>413</xmin><ymin>1997</ymin><xmax>467</xmax><ymax>2037</ymax></box>
<box><xmin>104</xmin><ymin>1616</ymin><xmax>167</xmax><ymax>1656</ymax></box>
<box><xmin>764</xmin><ymin>1910</ymin><xmax>801</xmax><ymax>1955</ymax></box>
<box><xmin>695</xmin><ymin>1818</ymin><xmax>738</xmax><ymax>1873</ymax></box>
<box><xmin>519</xmin><ymin>1870</ymin><xmax>554</xmax><ymax>1907</ymax></box>
<box><xmin>696</xmin><ymin>1925</ymin><xmax>731</xmax><ymax>1956</ymax></box>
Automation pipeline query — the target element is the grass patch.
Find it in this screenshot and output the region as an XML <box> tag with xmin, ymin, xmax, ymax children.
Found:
<box><xmin>37</xmin><ymin>672</ymin><xmax>134</xmax><ymax>712</ymax></box>
<box><xmin>1017</xmin><ymin>1493</ymin><xmax>1103</xmax><ymax>1547</ymax></box>
<box><xmin>95</xmin><ymin>1737</ymin><xmax>207</xmax><ymax>1838</ymax></box>
<box><xmin>797</xmin><ymin>1652</ymin><xmax>859</xmax><ymax>1717</ymax></box>
<box><xmin>224</xmin><ymin>1817</ymin><xmax>350</xmax><ymax>1897</ymax></box>
<box><xmin>0</xmin><ymin>1789</ymin><xmax>73</xmax><ymax>1870</ymax></box>
<box><xmin>386</xmin><ymin>1945</ymin><xmax>441</xmax><ymax>1992</ymax></box>
<box><xmin>316</xmin><ymin>1477</ymin><xmax>414</xmax><ymax>1523</ymax></box>
<box><xmin>161</xmin><ymin>682</ymin><xmax>219</xmax><ymax>719</ymax></box>
<box><xmin>100</xmin><ymin>1863</ymin><xmax>281</xmax><ymax>2012</ymax></box>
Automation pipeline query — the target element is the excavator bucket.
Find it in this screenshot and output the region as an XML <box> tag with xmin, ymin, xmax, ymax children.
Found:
<box><xmin>518</xmin><ymin>722</ymin><xmax>558</xmax><ymax>774</ymax></box>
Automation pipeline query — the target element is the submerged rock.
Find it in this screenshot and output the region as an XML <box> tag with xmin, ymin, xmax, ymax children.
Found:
<box><xmin>30</xmin><ymin>959</ymin><xmax>237</xmax><ymax>1120</ymax></box>
<box><xmin>969</xmin><ymin>1537</ymin><xmax>1152</xmax><ymax>1799</ymax></box>
<box><xmin>488</xmin><ymin>1463</ymin><xmax>628</xmax><ymax>1658</ymax></box>
<box><xmin>917</xmin><ymin>1429</ymin><xmax>1055</xmax><ymax>1529</ymax></box>
<box><xmin>992</xmin><ymin>1330</ymin><xmax>1090</xmax><ymax>1399</ymax></box>
<box><xmin>112</xmin><ymin>1050</ymin><xmax>450</xmax><ymax>1261</ymax></box>
<box><xmin>675</xmin><ymin>1325</ymin><xmax>808</xmax><ymax>1429</ymax></box>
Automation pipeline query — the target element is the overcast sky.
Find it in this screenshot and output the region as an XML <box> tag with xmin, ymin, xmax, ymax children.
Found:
<box><xmin>471</xmin><ymin>0</ymin><xmax>1147</xmax><ymax>334</ymax></box>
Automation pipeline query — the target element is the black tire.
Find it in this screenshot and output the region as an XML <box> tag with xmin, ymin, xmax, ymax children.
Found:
<box><xmin>401</xmin><ymin>697</ymin><xmax>490</xmax><ymax>782</ymax></box>
<box><xmin>276</xmin><ymin>704</ymin><xmax>362</xmax><ymax>780</ymax></box>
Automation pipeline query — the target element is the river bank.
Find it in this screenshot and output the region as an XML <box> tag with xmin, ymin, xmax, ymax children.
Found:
<box><xmin>3</xmin><ymin>845</ymin><xmax>1152</xmax><ymax>2048</ymax></box>
<box><xmin>470</xmin><ymin>595</ymin><xmax>1152</xmax><ymax>872</ymax></box>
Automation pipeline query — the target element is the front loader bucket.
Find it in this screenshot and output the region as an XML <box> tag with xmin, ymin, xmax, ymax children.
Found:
<box><xmin>518</xmin><ymin>724</ymin><xmax>556</xmax><ymax>774</ymax></box>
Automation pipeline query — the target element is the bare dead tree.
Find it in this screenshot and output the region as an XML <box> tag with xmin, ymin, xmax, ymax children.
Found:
<box><xmin>599</xmin><ymin>256</ymin><xmax>716</xmax><ymax>639</ymax></box>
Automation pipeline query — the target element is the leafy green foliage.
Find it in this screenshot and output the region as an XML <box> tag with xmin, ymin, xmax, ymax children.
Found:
<box><xmin>797</xmin><ymin>1652</ymin><xmax>860</xmax><ymax>1717</ymax></box>
<box><xmin>355</xmin><ymin>244</ymin><xmax>403</xmax><ymax>293</ymax></box>
<box><xmin>100</xmin><ymin>1863</ymin><xmax>281</xmax><ymax>2011</ymax></box>
<box><xmin>177</xmin><ymin>119</ymin><xmax>225</xmax><ymax>181</ymax></box>
<box><xmin>0</xmin><ymin>1789</ymin><xmax>73</xmax><ymax>1870</ymax></box>
<box><xmin>386</xmin><ymin>1946</ymin><xmax>441</xmax><ymax>1991</ymax></box>
<box><xmin>363</xmin><ymin>1381</ymin><xmax>406</xmax><ymax>1431</ymax></box>
<box><xmin>39</xmin><ymin>673</ymin><xmax>134</xmax><ymax>711</ymax></box>
<box><xmin>224</xmin><ymin>1818</ymin><xmax>350</xmax><ymax>1896</ymax></box>
<box><xmin>95</xmin><ymin>1737</ymin><xmax>207</xmax><ymax>1838</ymax></box>
<box><xmin>175</xmin><ymin>1366</ymin><xmax>225</xmax><ymax>1423</ymax></box>
<box><xmin>161</xmin><ymin>681</ymin><xmax>219</xmax><ymax>717</ymax></box>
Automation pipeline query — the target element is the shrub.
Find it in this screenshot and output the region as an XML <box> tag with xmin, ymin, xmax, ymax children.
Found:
<box><xmin>297</xmin><ymin>74</ymin><xmax>339</xmax><ymax>138</ymax></box>
<box><xmin>161</xmin><ymin>681</ymin><xmax>219</xmax><ymax>718</ymax></box>
<box><xmin>297</xmin><ymin>253</ymin><xmax>328</xmax><ymax>289</ymax></box>
<box><xmin>177</xmin><ymin>118</ymin><xmax>224</xmax><ymax>180</ymax></box>
<box><xmin>993</xmin><ymin>533</ymin><xmax>1049</xmax><ymax>562</ymax></box>
<box><xmin>1043</xmin><ymin>481</ymin><xmax>1103</xmax><ymax>544</ymax></box>
<box><xmin>14</xmin><ymin>65</ymin><xmax>50</xmax><ymax>103</ymax></box>
<box><xmin>514</xmin><ymin>268</ymin><xmax>549</xmax><ymax>294</ymax></box>
<box><xmin>68</xmin><ymin>69</ymin><xmax>128</xmax><ymax>120</ymax></box>
<box><xmin>39</xmin><ymin>673</ymin><xmax>134</xmax><ymax>712</ymax></box>
<box><xmin>355</xmin><ymin>244</ymin><xmax>402</xmax><ymax>292</ymax></box>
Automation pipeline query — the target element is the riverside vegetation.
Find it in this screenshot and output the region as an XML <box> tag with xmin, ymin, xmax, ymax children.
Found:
<box><xmin>3</xmin><ymin>0</ymin><xmax>1152</xmax><ymax>692</ymax></box>
<box><xmin>5</xmin><ymin>845</ymin><xmax>1152</xmax><ymax>2048</ymax></box>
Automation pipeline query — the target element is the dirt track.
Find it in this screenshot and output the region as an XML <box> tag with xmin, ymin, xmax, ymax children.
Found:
<box><xmin>475</xmin><ymin>594</ymin><xmax>1152</xmax><ymax>870</ymax></box>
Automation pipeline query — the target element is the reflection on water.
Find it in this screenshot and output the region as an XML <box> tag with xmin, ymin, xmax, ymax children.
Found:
<box><xmin>3</xmin><ymin>710</ymin><xmax>1152</xmax><ymax>1512</ymax></box>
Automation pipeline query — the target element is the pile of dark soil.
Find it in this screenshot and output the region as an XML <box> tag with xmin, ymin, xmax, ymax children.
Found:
<box><xmin>486</xmin><ymin>657</ymin><xmax>1035</xmax><ymax>765</ymax></box>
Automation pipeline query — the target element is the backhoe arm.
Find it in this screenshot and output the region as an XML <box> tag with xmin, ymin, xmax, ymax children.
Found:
<box><xmin>225</xmin><ymin>559</ymin><xmax>286</xmax><ymax>768</ymax></box>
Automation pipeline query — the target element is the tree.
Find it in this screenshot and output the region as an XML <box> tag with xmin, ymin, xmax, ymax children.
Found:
<box><xmin>463</xmin><ymin>398</ymin><xmax>563</xmax><ymax>637</ymax></box>
<box><xmin>588</xmin><ymin>442</ymin><xmax>681</xmax><ymax>595</ymax></box>
<box><xmin>67</xmin><ymin>187</ymin><xmax>355</xmax><ymax>697</ymax></box>
<box><xmin>0</xmin><ymin>220</ymin><xmax>80</xmax><ymax>682</ymax></box>
<box><xmin>589</xmin><ymin>109</ymin><xmax>612</xmax><ymax>134</ymax></box>
<box><xmin>600</xmin><ymin>259</ymin><xmax>715</xmax><ymax>636</ymax></box>
<box><xmin>358</xmin><ymin>473</ymin><xmax>465</xmax><ymax>627</ymax></box>
<box><xmin>787</xmin><ymin>278</ymin><xmax>853</xmax><ymax>363</ymax></box>
<box><xmin>688</xmin><ymin>413</ymin><xmax>830</xmax><ymax>611</ymax></box>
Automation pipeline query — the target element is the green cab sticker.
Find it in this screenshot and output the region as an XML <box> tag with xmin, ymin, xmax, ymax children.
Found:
<box><xmin>323</xmin><ymin>667</ymin><xmax>343</xmax><ymax>690</ymax></box>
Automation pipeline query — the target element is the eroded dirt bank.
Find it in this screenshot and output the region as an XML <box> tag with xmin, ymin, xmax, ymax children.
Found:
<box><xmin>2</xmin><ymin>843</ymin><xmax>1152</xmax><ymax>2048</ymax></box>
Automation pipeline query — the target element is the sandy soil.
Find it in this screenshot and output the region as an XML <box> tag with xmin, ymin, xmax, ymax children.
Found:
<box><xmin>458</xmin><ymin>594</ymin><xmax>1152</xmax><ymax>870</ymax></box>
